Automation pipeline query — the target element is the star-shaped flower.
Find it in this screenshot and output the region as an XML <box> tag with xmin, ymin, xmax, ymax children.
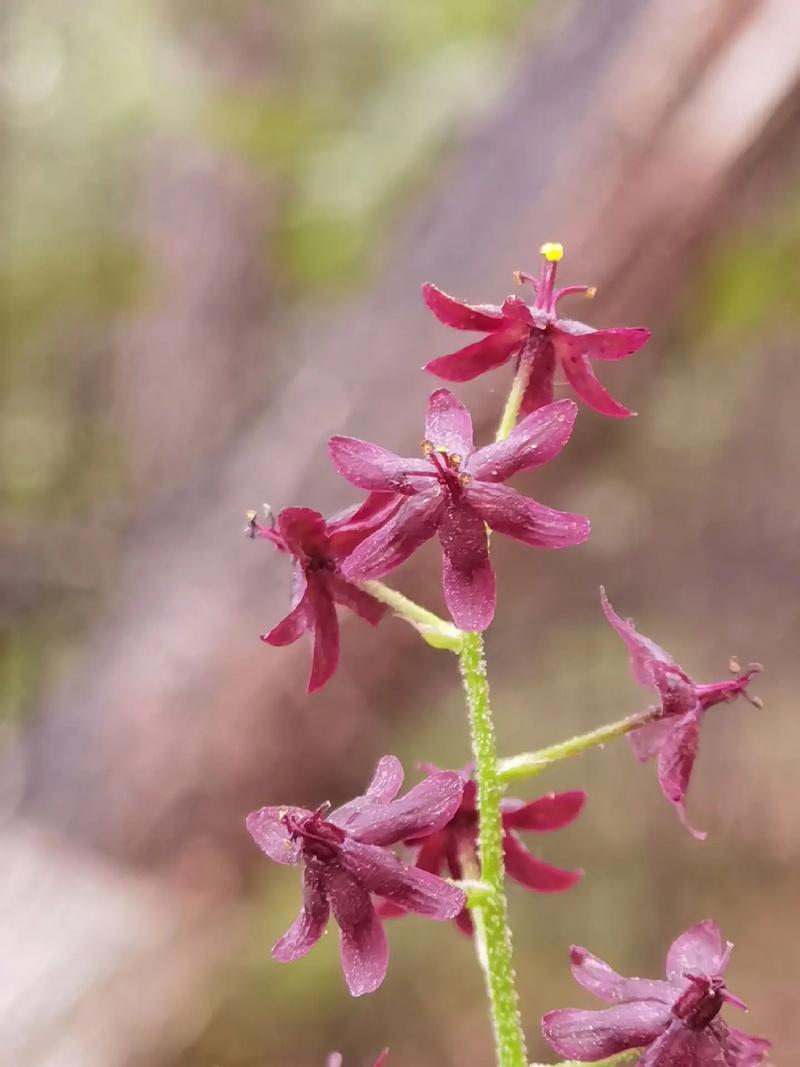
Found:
<box><xmin>542</xmin><ymin>919</ymin><xmax>770</xmax><ymax>1065</ymax></box>
<box><xmin>381</xmin><ymin>767</ymin><xmax>585</xmax><ymax>935</ymax></box>
<box><xmin>252</xmin><ymin>495</ymin><xmax>396</xmax><ymax>692</ymax></box>
<box><xmin>601</xmin><ymin>588</ymin><xmax>762</xmax><ymax>839</ymax></box>
<box><xmin>246</xmin><ymin>756</ymin><xmax>466</xmax><ymax>996</ymax></box>
<box><xmin>329</xmin><ymin>389</ymin><xmax>590</xmax><ymax>631</ymax></box>
<box><xmin>423</xmin><ymin>242</ymin><xmax>650</xmax><ymax>418</ymax></box>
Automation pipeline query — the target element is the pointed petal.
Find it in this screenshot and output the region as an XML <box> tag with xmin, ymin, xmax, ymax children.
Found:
<box><xmin>520</xmin><ymin>341</ymin><xmax>556</xmax><ymax>415</ymax></box>
<box><xmin>439</xmin><ymin>502</ymin><xmax>495</xmax><ymax>631</ymax></box>
<box><xmin>272</xmin><ymin>866</ymin><xmax>330</xmax><ymax>961</ymax></box>
<box><xmin>343</xmin><ymin>839</ymin><xmax>466</xmax><ymax>919</ymax></box>
<box><xmin>724</xmin><ymin>1027</ymin><xmax>771</xmax><ymax>1066</ymax></box>
<box><xmin>262</xmin><ymin>592</ymin><xmax>311</xmax><ymax>647</ymax></box>
<box><xmin>455</xmin><ymin>907</ymin><xmax>475</xmax><ymax>937</ymax></box>
<box><xmin>307</xmin><ymin>579</ymin><xmax>340</xmax><ymax>693</ymax></box>
<box><xmin>657</xmin><ymin>711</ymin><xmax>705</xmax><ymax>839</ymax></box>
<box><xmin>329</xmin><ymin>437</ymin><xmax>426</xmax><ymax>494</ymax></box>
<box><xmin>326</xmin><ymin>867</ymin><xmax>388</xmax><ymax>996</ymax></box>
<box><xmin>342</xmin><ymin>770</ymin><xmax>465</xmax><ymax>845</ymax></box>
<box><xmin>666</xmin><ymin>920</ymin><xmax>730</xmax><ymax>982</ymax></box>
<box><xmin>327</xmin><ymin>492</ymin><xmax>403</xmax><ymax>556</ymax></box>
<box><xmin>245</xmin><ymin>806</ymin><xmax>303</xmax><ymax>864</ymax></box>
<box><xmin>627</xmin><ymin>717</ymin><xmax>677</xmax><ymax>762</ymax></box>
<box><xmin>424</xmin><ymin>388</ymin><xmax>474</xmax><ymax>456</ymax></box>
<box><xmin>502</xmin><ymin>790</ymin><xmax>586</xmax><ymax>832</ymax></box>
<box><xmin>468</xmin><ymin>399</ymin><xmax>577</xmax><ymax>481</ymax></box>
<box><xmin>638</xmin><ymin>1022</ymin><xmax>720</xmax><ymax>1067</ymax></box>
<box><xmin>568</xmin><ymin>946</ymin><xmax>674</xmax><ymax>1004</ymax></box>
<box><xmin>557</xmin><ymin>321</ymin><xmax>651</xmax><ymax>361</ymax></box>
<box><xmin>422</xmin><ymin>282</ymin><xmax>505</xmax><ymax>331</ymax></box>
<box><xmin>328</xmin><ymin>575</ymin><xmax>387</xmax><ymax>626</ymax></box>
<box><xmin>600</xmin><ymin>587</ymin><xmax>687</xmax><ymax>691</ymax></box>
<box><xmin>340</xmin><ymin>489</ymin><xmax>444</xmax><ymax>581</ymax></box>
<box><xmin>468</xmin><ymin>482</ymin><xmax>590</xmax><ymax>549</ymax></box>
<box><xmin>373</xmin><ymin>1050</ymin><xmax>391</xmax><ymax>1067</ymax></box>
<box><xmin>276</xmin><ymin>508</ymin><xmax>329</xmax><ymax>556</ymax></box>
<box><xmin>503</xmin><ymin>832</ymin><xmax>582</xmax><ymax>892</ymax></box>
<box><xmin>542</xmin><ymin>1001</ymin><xmax>672</xmax><ymax>1060</ymax></box>
<box><xmin>560</xmin><ymin>347</ymin><xmax>634</xmax><ymax>417</ymax></box>
<box><xmin>500</xmin><ymin>295</ymin><xmax>535</xmax><ymax>324</ymax></box>
<box><xmin>330</xmin><ymin>755</ymin><xmax>405</xmax><ymax>829</ymax></box>
<box><xmin>424</xmin><ymin>332</ymin><xmax>520</xmax><ymax>382</ymax></box>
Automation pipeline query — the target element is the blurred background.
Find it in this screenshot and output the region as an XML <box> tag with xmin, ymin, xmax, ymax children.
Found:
<box><xmin>1</xmin><ymin>0</ymin><xmax>798</xmax><ymax>1064</ymax></box>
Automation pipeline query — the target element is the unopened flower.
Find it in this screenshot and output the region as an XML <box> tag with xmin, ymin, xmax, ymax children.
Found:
<box><xmin>246</xmin><ymin>756</ymin><xmax>465</xmax><ymax>996</ymax></box>
<box><xmin>253</xmin><ymin>496</ymin><xmax>396</xmax><ymax>692</ymax></box>
<box><xmin>542</xmin><ymin>919</ymin><xmax>770</xmax><ymax>1065</ymax></box>
<box><xmin>601</xmin><ymin>588</ymin><xmax>762</xmax><ymax>838</ymax></box>
<box><xmin>423</xmin><ymin>242</ymin><xmax>650</xmax><ymax>418</ymax></box>
<box><xmin>329</xmin><ymin>389</ymin><xmax>590</xmax><ymax>630</ymax></box>
<box><xmin>381</xmin><ymin>767</ymin><xmax>585</xmax><ymax>934</ymax></box>
<box><xmin>326</xmin><ymin>1051</ymin><xmax>389</xmax><ymax>1067</ymax></box>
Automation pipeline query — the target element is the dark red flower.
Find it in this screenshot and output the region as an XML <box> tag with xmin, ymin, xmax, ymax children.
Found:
<box><xmin>326</xmin><ymin>1051</ymin><xmax>389</xmax><ymax>1067</ymax></box>
<box><xmin>329</xmin><ymin>389</ymin><xmax>590</xmax><ymax>631</ymax></box>
<box><xmin>246</xmin><ymin>756</ymin><xmax>466</xmax><ymax>996</ymax></box>
<box><xmin>601</xmin><ymin>588</ymin><xmax>762</xmax><ymax>838</ymax></box>
<box><xmin>423</xmin><ymin>242</ymin><xmax>650</xmax><ymax>418</ymax></box>
<box><xmin>542</xmin><ymin>919</ymin><xmax>770</xmax><ymax>1065</ymax></box>
<box><xmin>381</xmin><ymin>767</ymin><xmax>585</xmax><ymax>935</ymax></box>
<box><xmin>252</xmin><ymin>495</ymin><xmax>396</xmax><ymax>692</ymax></box>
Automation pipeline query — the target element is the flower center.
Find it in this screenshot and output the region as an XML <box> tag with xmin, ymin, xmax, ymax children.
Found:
<box><xmin>282</xmin><ymin>803</ymin><xmax>345</xmax><ymax>861</ymax></box>
<box><xmin>672</xmin><ymin>975</ymin><xmax>726</xmax><ymax>1030</ymax></box>
<box><xmin>420</xmin><ymin>442</ymin><xmax>472</xmax><ymax>499</ymax></box>
<box><xmin>513</xmin><ymin>242</ymin><xmax>596</xmax><ymax>318</ymax></box>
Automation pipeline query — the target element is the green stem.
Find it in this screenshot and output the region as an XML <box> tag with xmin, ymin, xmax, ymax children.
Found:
<box><xmin>495</xmin><ymin>341</ymin><xmax>535</xmax><ymax>442</ymax></box>
<box><xmin>530</xmin><ymin>1050</ymin><xmax>644</xmax><ymax>1067</ymax></box>
<box><xmin>359</xmin><ymin>580</ymin><xmax>462</xmax><ymax>650</ymax></box>
<box><xmin>497</xmin><ymin>708</ymin><xmax>658</xmax><ymax>783</ymax></box>
<box><xmin>459</xmin><ymin>631</ymin><xmax>527</xmax><ymax>1067</ymax></box>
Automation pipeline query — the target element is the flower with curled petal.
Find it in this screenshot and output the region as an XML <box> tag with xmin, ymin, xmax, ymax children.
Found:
<box><xmin>251</xmin><ymin>494</ymin><xmax>396</xmax><ymax>692</ymax></box>
<box><xmin>326</xmin><ymin>1051</ymin><xmax>389</xmax><ymax>1067</ymax></box>
<box><xmin>423</xmin><ymin>242</ymin><xmax>650</xmax><ymax>418</ymax></box>
<box><xmin>380</xmin><ymin>766</ymin><xmax>585</xmax><ymax>935</ymax></box>
<box><xmin>246</xmin><ymin>756</ymin><xmax>466</xmax><ymax>996</ymax></box>
<box><xmin>542</xmin><ymin>919</ymin><xmax>770</xmax><ymax>1065</ymax></box>
<box><xmin>601</xmin><ymin>588</ymin><xmax>762</xmax><ymax>838</ymax></box>
<box><xmin>329</xmin><ymin>389</ymin><xmax>590</xmax><ymax>631</ymax></box>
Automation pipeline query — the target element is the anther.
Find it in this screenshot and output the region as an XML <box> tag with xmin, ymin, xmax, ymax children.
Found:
<box><xmin>245</xmin><ymin>510</ymin><xmax>259</xmax><ymax>538</ymax></box>
<box><xmin>729</xmin><ymin>656</ymin><xmax>742</xmax><ymax>674</ymax></box>
<box><xmin>540</xmin><ymin>241</ymin><xmax>564</xmax><ymax>262</ymax></box>
<box><xmin>421</xmin><ymin>439</ymin><xmax>434</xmax><ymax>456</ymax></box>
<box><xmin>458</xmin><ymin>472</ymin><xmax>473</xmax><ymax>488</ymax></box>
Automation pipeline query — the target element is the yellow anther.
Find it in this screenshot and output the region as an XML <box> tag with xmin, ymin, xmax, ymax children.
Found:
<box><xmin>512</xmin><ymin>270</ymin><xmax>523</xmax><ymax>286</ymax></box>
<box><xmin>458</xmin><ymin>472</ymin><xmax>473</xmax><ymax>488</ymax></box>
<box><xmin>586</xmin><ymin>286</ymin><xmax>598</xmax><ymax>299</ymax></box>
<box><xmin>449</xmin><ymin>453</ymin><xmax>463</xmax><ymax>468</ymax></box>
<box><xmin>540</xmin><ymin>241</ymin><xmax>564</xmax><ymax>262</ymax></box>
<box><xmin>245</xmin><ymin>510</ymin><xmax>257</xmax><ymax>524</ymax></box>
<box><xmin>421</xmin><ymin>439</ymin><xmax>434</xmax><ymax>456</ymax></box>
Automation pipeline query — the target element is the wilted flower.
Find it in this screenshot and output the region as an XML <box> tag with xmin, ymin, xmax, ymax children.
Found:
<box><xmin>246</xmin><ymin>756</ymin><xmax>466</xmax><ymax>996</ymax></box>
<box><xmin>601</xmin><ymin>588</ymin><xmax>762</xmax><ymax>838</ymax></box>
<box><xmin>423</xmin><ymin>242</ymin><xmax>650</xmax><ymax>418</ymax></box>
<box><xmin>329</xmin><ymin>389</ymin><xmax>590</xmax><ymax>630</ymax></box>
<box><xmin>381</xmin><ymin>767</ymin><xmax>585</xmax><ymax>934</ymax></box>
<box><xmin>326</xmin><ymin>1051</ymin><xmax>389</xmax><ymax>1067</ymax></box>
<box><xmin>252</xmin><ymin>496</ymin><xmax>395</xmax><ymax>692</ymax></box>
<box><xmin>542</xmin><ymin>919</ymin><xmax>770</xmax><ymax>1065</ymax></box>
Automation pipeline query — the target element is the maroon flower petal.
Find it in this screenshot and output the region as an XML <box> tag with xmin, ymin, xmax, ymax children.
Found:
<box><xmin>328</xmin><ymin>575</ymin><xmax>387</xmax><ymax>626</ymax></box>
<box><xmin>326</xmin><ymin>867</ymin><xmax>389</xmax><ymax>996</ymax></box>
<box><xmin>467</xmin><ymin>399</ymin><xmax>577</xmax><ymax>482</ymax></box>
<box><xmin>261</xmin><ymin>595</ymin><xmax>310</xmax><ymax>647</ymax></box>
<box><xmin>468</xmin><ymin>481</ymin><xmax>590</xmax><ymax>549</ymax></box>
<box><xmin>329</xmin><ymin>437</ymin><xmax>427</xmax><ymax>494</ymax></box>
<box><xmin>340</xmin><ymin>489</ymin><xmax>445</xmax><ymax>581</ymax></box>
<box><xmin>439</xmin><ymin>502</ymin><xmax>495</xmax><ymax>631</ymax></box>
<box><xmin>455</xmin><ymin>907</ymin><xmax>475</xmax><ymax>937</ymax></box>
<box><xmin>568</xmin><ymin>946</ymin><xmax>674</xmax><ymax>1005</ymax></box>
<box><xmin>306</xmin><ymin>579</ymin><xmax>340</xmax><ymax>693</ymax></box>
<box><xmin>422</xmin><ymin>282</ymin><xmax>506</xmax><ymax>332</ymax></box>
<box><xmin>656</xmin><ymin>711</ymin><xmax>705</xmax><ymax>839</ymax></box>
<box><xmin>327</xmin><ymin>492</ymin><xmax>404</xmax><ymax>556</ymax></box>
<box><xmin>724</xmin><ymin>1027</ymin><xmax>771</xmax><ymax>1066</ymax></box>
<box><xmin>343</xmin><ymin>770</ymin><xmax>465</xmax><ymax>846</ymax></box>
<box><xmin>520</xmin><ymin>342</ymin><xmax>556</xmax><ymax>415</ymax></box>
<box><xmin>424</xmin><ymin>331</ymin><xmax>520</xmax><ymax>382</ymax></box>
<box><xmin>330</xmin><ymin>755</ymin><xmax>405</xmax><ymax>829</ymax></box>
<box><xmin>277</xmin><ymin>507</ymin><xmax>329</xmax><ymax>557</ymax></box>
<box><xmin>425</xmin><ymin>388</ymin><xmax>474</xmax><ymax>456</ymax></box>
<box><xmin>503</xmin><ymin>832</ymin><xmax>582</xmax><ymax>892</ymax></box>
<box><xmin>638</xmin><ymin>1022</ymin><xmax>720</xmax><ymax>1067</ymax></box>
<box><xmin>558</xmin><ymin>321</ymin><xmax>651</xmax><ymax>362</ymax></box>
<box><xmin>245</xmin><ymin>806</ymin><xmax>303</xmax><ymax>865</ymax></box>
<box><xmin>343</xmin><ymin>839</ymin><xmax>466</xmax><ymax>919</ymax></box>
<box><xmin>627</xmin><ymin>717</ymin><xmax>677</xmax><ymax>762</ymax></box>
<box><xmin>560</xmin><ymin>347</ymin><xmax>634</xmax><ymax>418</ymax></box>
<box><xmin>600</xmin><ymin>587</ymin><xmax>684</xmax><ymax>691</ymax></box>
<box><xmin>666</xmin><ymin>920</ymin><xmax>731</xmax><ymax>983</ymax></box>
<box><xmin>502</xmin><ymin>790</ymin><xmax>586</xmax><ymax>832</ymax></box>
<box><xmin>542</xmin><ymin>1001</ymin><xmax>672</xmax><ymax>1060</ymax></box>
<box><xmin>272</xmin><ymin>867</ymin><xmax>330</xmax><ymax>961</ymax></box>
<box><xmin>500</xmin><ymin>295</ymin><xmax>535</xmax><ymax>324</ymax></box>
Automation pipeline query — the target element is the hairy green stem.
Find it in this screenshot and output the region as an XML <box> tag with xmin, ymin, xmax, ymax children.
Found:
<box><xmin>530</xmin><ymin>1050</ymin><xmax>644</xmax><ymax>1067</ymax></box>
<box><xmin>459</xmin><ymin>631</ymin><xmax>528</xmax><ymax>1067</ymax></box>
<box><xmin>495</xmin><ymin>341</ymin><xmax>535</xmax><ymax>441</ymax></box>
<box><xmin>497</xmin><ymin>708</ymin><xmax>658</xmax><ymax>783</ymax></box>
<box><xmin>359</xmin><ymin>580</ymin><xmax>462</xmax><ymax>650</ymax></box>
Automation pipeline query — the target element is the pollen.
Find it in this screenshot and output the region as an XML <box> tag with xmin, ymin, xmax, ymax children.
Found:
<box><xmin>421</xmin><ymin>438</ymin><xmax>434</xmax><ymax>456</ymax></box>
<box><xmin>458</xmin><ymin>472</ymin><xmax>473</xmax><ymax>488</ymax></box>
<box><xmin>540</xmin><ymin>241</ymin><xmax>564</xmax><ymax>262</ymax></box>
<box><xmin>586</xmin><ymin>286</ymin><xmax>597</xmax><ymax>299</ymax></box>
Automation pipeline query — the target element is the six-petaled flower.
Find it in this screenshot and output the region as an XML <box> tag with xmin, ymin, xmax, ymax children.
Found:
<box><xmin>601</xmin><ymin>588</ymin><xmax>762</xmax><ymax>838</ymax></box>
<box><xmin>380</xmin><ymin>766</ymin><xmax>585</xmax><ymax>935</ymax></box>
<box><xmin>252</xmin><ymin>496</ymin><xmax>395</xmax><ymax>692</ymax></box>
<box><xmin>329</xmin><ymin>389</ymin><xmax>590</xmax><ymax>630</ymax></box>
<box><xmin>542</xmin><ymin>919</ymin><xmax>771</xmax><ymax>1065</ymax></box>
<box><xmin>422</xmin><ymin>242</ymin><xmax>650</xmax><ymax>418</ymax></box>
<box><xmin>246</xmin><ymin>756</ymin><xmax>466</xmax><ymax>996</ymax></box>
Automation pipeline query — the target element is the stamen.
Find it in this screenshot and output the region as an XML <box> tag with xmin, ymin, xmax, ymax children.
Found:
<box><xmin>729</xmin><ymin>656</ymin><xmax>741</xmax><ymax>673</ymax></box>
<box><xmin>458</xmin><ymin>472</ymin><xmax>473</xmax><ymax>488</ymax></box>
<box><xmin>540</xmin><ymin>241</ymin><xmax>564</xmax><ymax>262</ymax></box>
<box><xmin>449</xmin><ymin>453</ymin><xmax>463</xmax><ymax>469</ymax></box>
<box><xmin>421</xmin><ymin>438</ymin><xmax>434</xmax><ymax>456</ymax></box>
<box><xmin>245</xmin><ymin>510</ymin><xmax>258</xmax><ymax>538</ymax></box>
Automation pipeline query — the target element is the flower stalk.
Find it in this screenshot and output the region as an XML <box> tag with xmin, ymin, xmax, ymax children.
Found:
<box><xmin>459</xmin><ymin>630</ymin><xmax>528</xmax><ymax>1067</ymax></box>
<box><xmin>497</xmin><ymin>709</ymin><xmax>657</xmax><ymax>784</ymax></box>
<box><xmin>359</xmin><ymin>579</ymin><xmax>463</xmax><ymax>650</ymax></box>
<box><xmin>495</xmin><ymin>341</ymin><xmax>536</xmax><ymax>442</ymax></box>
